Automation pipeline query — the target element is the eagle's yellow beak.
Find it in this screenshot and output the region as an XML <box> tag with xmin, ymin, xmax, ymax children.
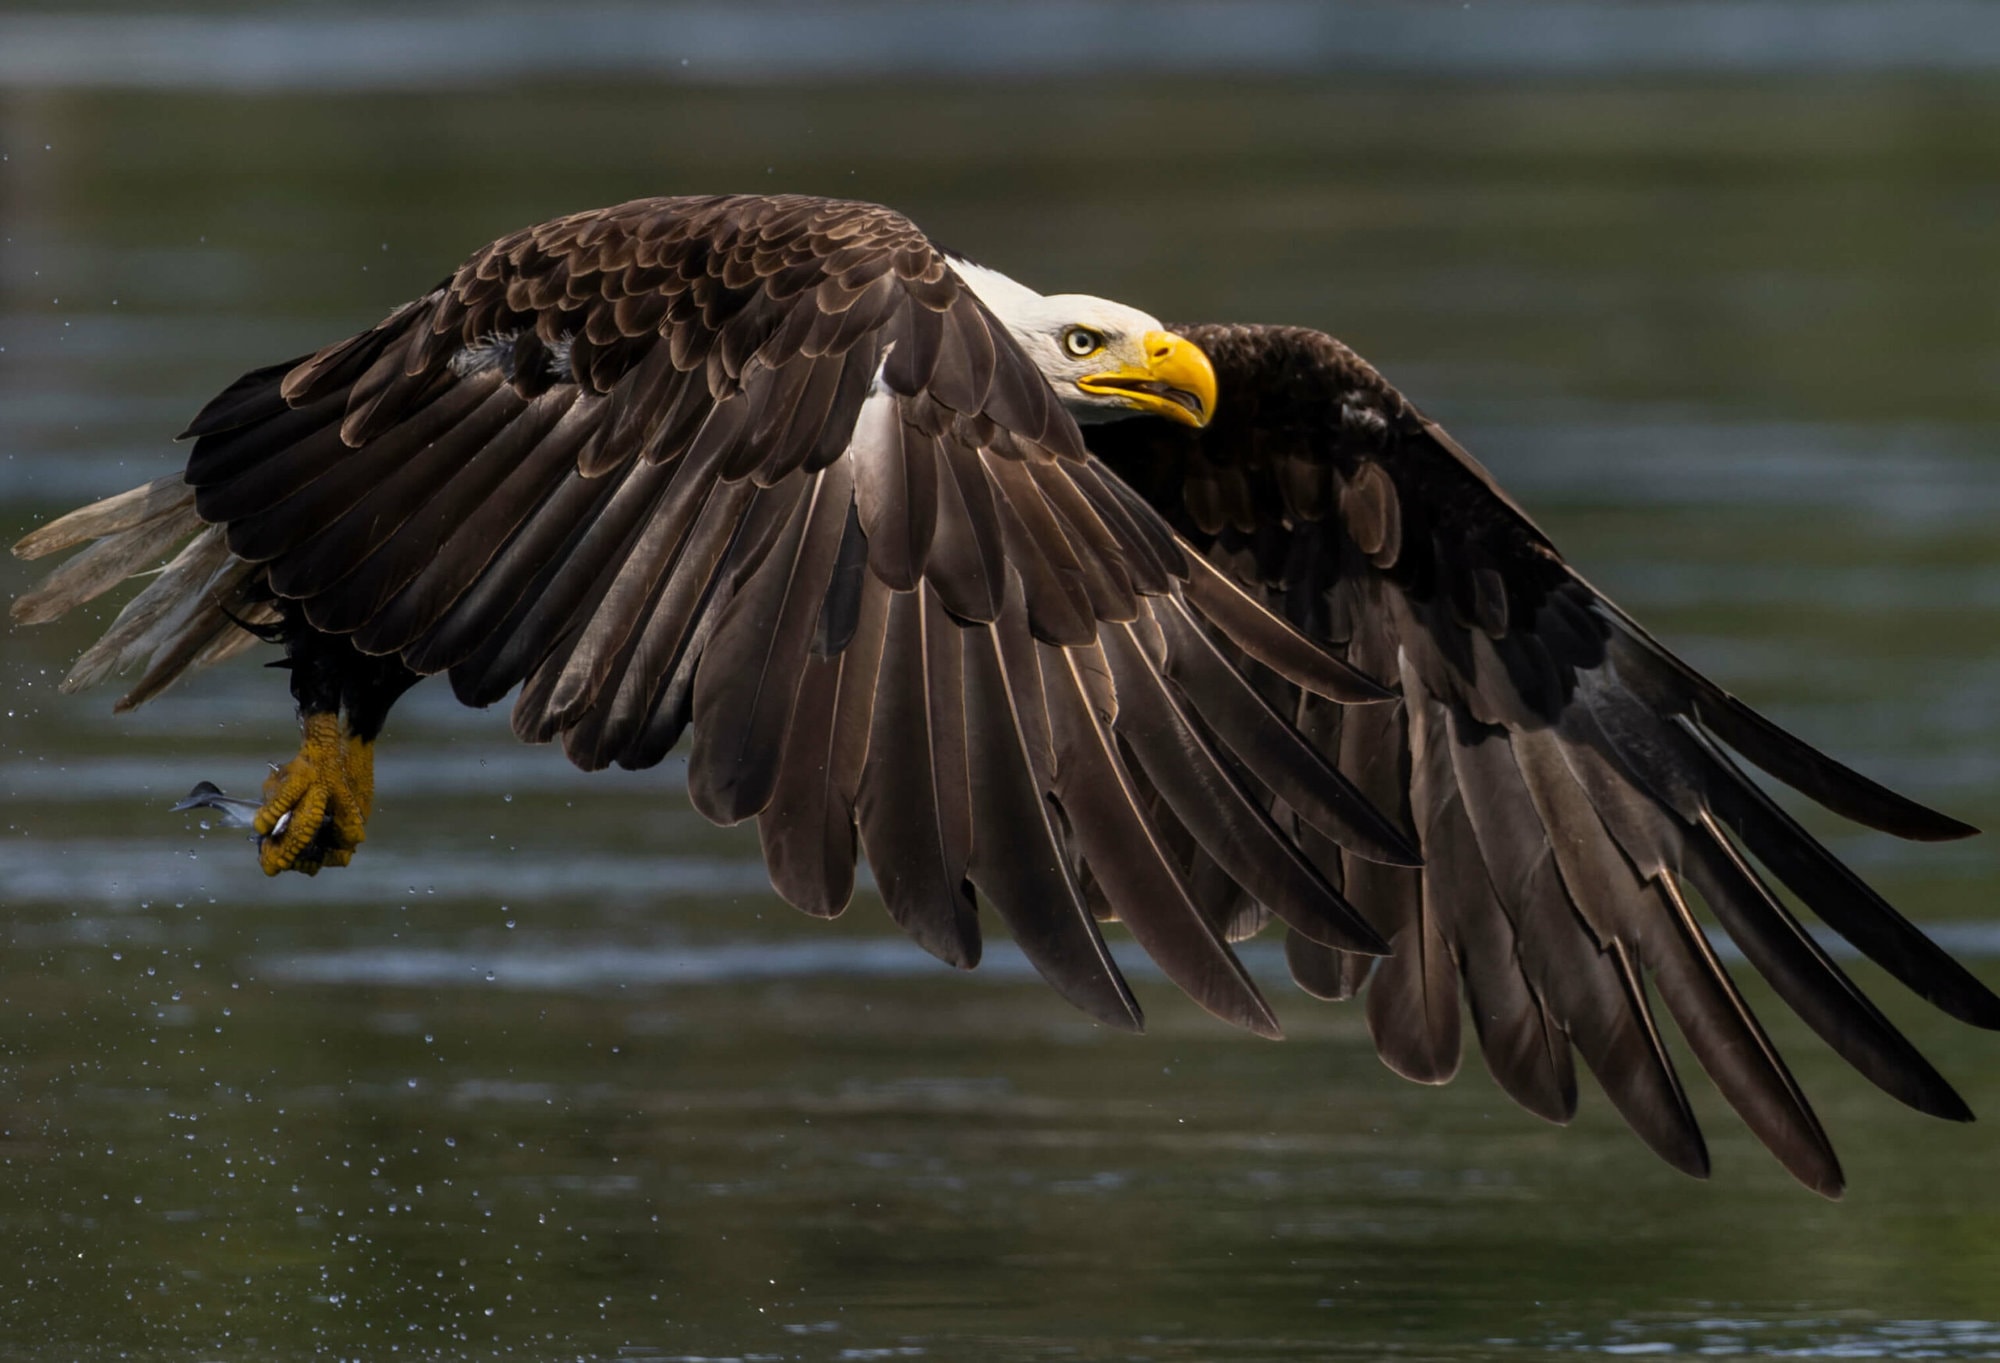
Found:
<box><xmin>1078</xmin><ymin>330</ymin><xmax>1217</xmax><ymax>428</ymax></box>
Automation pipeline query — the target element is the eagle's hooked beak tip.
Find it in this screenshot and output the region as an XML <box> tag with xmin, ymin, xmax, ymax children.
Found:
<box><xmin>1080</xmin><ymin>330</ymin><xmax>1217</xmax><ymax>429</ymax></box>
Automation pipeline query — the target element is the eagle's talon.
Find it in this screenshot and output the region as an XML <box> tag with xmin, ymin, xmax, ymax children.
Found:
<box><xmin>253</xmin><ymin>713</ymin><xmax>371</xmax><ymax>876</ymax></box>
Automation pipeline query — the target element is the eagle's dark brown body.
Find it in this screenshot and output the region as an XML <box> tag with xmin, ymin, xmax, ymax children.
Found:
<box><xmin>14</xmin><ymin>194</ymin><xmax>1994</xmax><ymax>1196</ymax></box>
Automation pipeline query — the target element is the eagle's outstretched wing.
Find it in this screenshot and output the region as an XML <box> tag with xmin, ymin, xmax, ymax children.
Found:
<box><xmin>1086</xmin><ymin>322</ymin><xmax>1999</xmax><ymax>1196</ymax></box>
<box><xmin>14</xmin><ymin>197</ymin><xmax>1408</xmax><ymax>1037</ymax></box>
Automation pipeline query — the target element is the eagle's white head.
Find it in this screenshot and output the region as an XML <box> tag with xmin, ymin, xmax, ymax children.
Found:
<box><xmin>949</xmin><ymin>259</ymin><xmax>1216</xmax><ymax>429</ymax></box>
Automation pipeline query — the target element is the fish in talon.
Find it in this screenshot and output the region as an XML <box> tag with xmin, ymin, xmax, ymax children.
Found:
<box><xmin>170</xmin><ymin>780</ymin><xmax>265</xmax><ymax>828</ymax></box>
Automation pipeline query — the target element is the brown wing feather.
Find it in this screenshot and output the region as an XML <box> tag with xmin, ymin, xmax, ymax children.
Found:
<box><xmin>1088</xmin><ymin>321</ymin><xmax>1996</xmax><ymax>1195</ymax></box>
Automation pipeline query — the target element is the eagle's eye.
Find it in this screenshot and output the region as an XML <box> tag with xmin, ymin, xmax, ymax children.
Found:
<box><xmin>1062</xmin><ymin>326</ymin><xmax>1106</xmax><ymax>359</ymax></box>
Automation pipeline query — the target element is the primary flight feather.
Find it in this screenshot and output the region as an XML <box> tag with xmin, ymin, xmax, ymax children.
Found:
<box><xmin>14</xmin><ymin>193</ymin><xmax>1995</xmax><ymax>1196</ymax></box>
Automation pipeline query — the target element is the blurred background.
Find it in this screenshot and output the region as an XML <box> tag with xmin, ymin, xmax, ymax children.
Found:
<box><xmin>4</xmin><ymin>3</ymin><xmax>2000</xmax><ymax>1359</ymax></box>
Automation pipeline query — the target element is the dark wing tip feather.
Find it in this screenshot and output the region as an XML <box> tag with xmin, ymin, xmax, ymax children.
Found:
<box><xmin>1696</xmin><ymin>686</ymin><xmax>1979</xmax><ymax>843</ymax></box>
<box><xmin>1599</xmin><ymin>599</ymin><xmax>1980</xmax><ymax>843</ymax></box>
<box><xmin>1182</xmin><ymin>551</ymin><xmax>1396</xmax><ymax>704</ymax></box>
<box><xmin>177</xmin><ymin>356</ymin><xmax>314</xmax><ymax>440</ymax></box>
<box><xmin>1154</xmin><ymin>596</ymin><xmax>1423</xmax><ymax>872</ymax></box>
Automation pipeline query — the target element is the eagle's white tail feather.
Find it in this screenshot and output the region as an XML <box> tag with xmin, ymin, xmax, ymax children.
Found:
<box><xmin>12</xmin><ymin>490</ymin><xmax>207</xmax><ymax>626</ymax></box>
<box><xmin>111</xmin><ymin>542</ymin><xmax>272</xmax><ymax>711</ymax></box>
<box><xmin>12</xmin><ymin>475</ymin><xmax>198</xmax><ymax>562</ymax></box>
<box><xmin>191</xmin><ymin>612</ymin><xmax>269</xmax><ymax>671</ymax></box>
<box><xmin>11</xmin><ymin>477</ymin><xmax>275</xmax><ymax>708</ymax></box>
<box><xmin>58</xmin><ymin>524</ymin><xmax>231</xmax><ymax>693</ymax></box>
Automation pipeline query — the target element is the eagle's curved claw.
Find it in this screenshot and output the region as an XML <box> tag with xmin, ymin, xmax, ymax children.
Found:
<box><xmin>253</xmin><ymin>713</ymin><xmax>375</xmax><ymax>876</ymax></box>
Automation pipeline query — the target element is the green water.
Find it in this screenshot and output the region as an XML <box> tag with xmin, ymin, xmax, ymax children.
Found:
<box><xmin>4</xmin><ymin>71</ymin><xmax>2000</xmax><ymax>1360</ymax></box>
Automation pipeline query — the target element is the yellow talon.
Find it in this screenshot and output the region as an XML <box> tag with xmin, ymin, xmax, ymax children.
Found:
<box><xmin>345</xmin><ymin>735</ymin><xmax>376</xmax><ymax>825</ymax></box>
<box><xmin>254</xmin><ymin>713</ymin><xmax>374</xmax><ymax>876</ymax></box>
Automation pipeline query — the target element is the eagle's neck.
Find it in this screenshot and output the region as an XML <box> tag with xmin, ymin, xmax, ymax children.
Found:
<box><xmin>945</xmin><ymin>256</ymin><xmax>1046</xmax><ymax>321</ymax></box>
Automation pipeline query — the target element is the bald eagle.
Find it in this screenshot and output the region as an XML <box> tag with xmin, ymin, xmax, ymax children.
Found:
<box><xmin>13</xmin><ymin>194</ymin><xmax>1995</xmax><ymax>1195</ymax></box>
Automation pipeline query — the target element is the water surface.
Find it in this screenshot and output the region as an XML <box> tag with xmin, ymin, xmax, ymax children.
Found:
<box><xmin>4</xmin><ymin>59</ymin><xmax>2000</xmax><ymax>1363</ymax></box>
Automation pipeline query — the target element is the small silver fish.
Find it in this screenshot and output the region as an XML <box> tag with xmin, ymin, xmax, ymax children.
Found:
<box><xmin>172</xmin><ymin>780</ymin><xmax>281</xmax><ymax>834</ymax></box>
